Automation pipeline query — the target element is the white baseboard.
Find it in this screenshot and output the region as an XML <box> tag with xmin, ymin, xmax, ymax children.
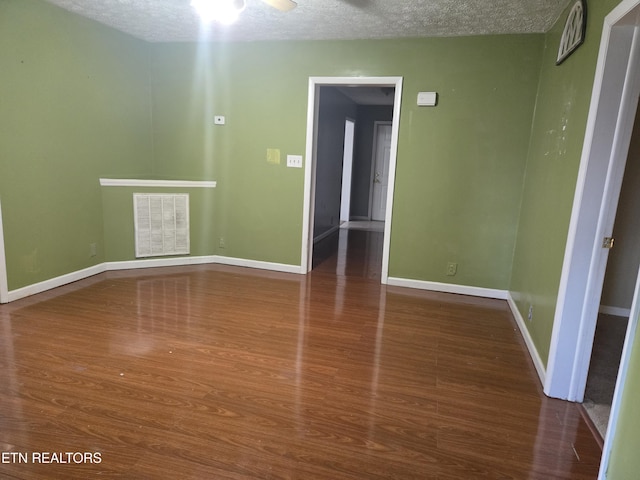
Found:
<box><xmin>7</xmin><ymin>264</ymin><xmax>107</xmax><ymax>303</ymax></box>
<box><xmin>5</xmin><ymin>255</ymin><xmax>302</xmax><ymax>303</ymax></box>
<box><xmin>598</xmin><ymin>305</ymin><xmax>631</xmax><ymax>317</ymax></box>
<box><xmin>105</xmin><ymin>255</ymin><xmax>218</xmax><ymax>271</ymax></box>
<box><xmin>506</xmin><ymin>292</ymin><xmax>546</xmax><ymax>386</ymax></box>
<box><xmin>211</xmin><ymin>255</ymin><xmax>303</xmax><ymax>274</ymax></box>
<box><xmin>386</xmin><ymin>277</ymin><xmax>508</xmax><ymax>300</ymax></box>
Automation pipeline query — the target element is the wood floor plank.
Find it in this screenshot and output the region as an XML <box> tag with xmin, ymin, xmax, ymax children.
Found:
<box><xmin>0</xmin><ymin>229</ymin><xmax>601</xmax><ymax>478</ymax></box>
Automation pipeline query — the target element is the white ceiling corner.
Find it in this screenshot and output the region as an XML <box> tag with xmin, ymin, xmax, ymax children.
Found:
<box><xmin>42</xmin><ymin>0</ymin><xmax>573</xmax><ymax>43</ymax></box>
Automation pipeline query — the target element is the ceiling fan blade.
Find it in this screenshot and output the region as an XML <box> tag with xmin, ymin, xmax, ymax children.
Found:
<box><xmin>260</xmin><ymin>0</ymin><xmax>297</xmax><ymax>12</ymax></box>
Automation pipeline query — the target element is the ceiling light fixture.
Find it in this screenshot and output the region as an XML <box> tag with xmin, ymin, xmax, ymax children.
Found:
<box><xmin>191</xmin><ymin>0</ymin><xmax>246</xmax><ymax>25</ymax></box>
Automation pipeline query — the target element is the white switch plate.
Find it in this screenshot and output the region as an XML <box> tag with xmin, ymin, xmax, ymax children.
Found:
<box><xmin>214</xmin><ymin>115</ymin><xmax>226</xmax><ymax>125</ymax></box>
<box><xmin>287</xmin><ymin>155</ymin><xmax>303</xmax><ymax>168</ymax></box>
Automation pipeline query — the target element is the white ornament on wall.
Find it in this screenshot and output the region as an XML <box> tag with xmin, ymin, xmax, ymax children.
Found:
<box><xmin>557</xmin><ymin>0</ymin><xmax>587</xmax><ymax>65</ymax></box>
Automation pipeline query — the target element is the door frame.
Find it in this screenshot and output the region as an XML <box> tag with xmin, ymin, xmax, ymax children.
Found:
<box><xmin>0</xmin><ymin>199</ymin><xmax>8</xmax><ymax>304</ymax></box>
<box><xmin>368</xmin><ymin>121</ymin><xmax>393</xmax><ymax>221</ymax></box>
<box><xmin>300</xmin><ymin>76</ymin><xmax>403</xmax><ymax>283</ymax></box>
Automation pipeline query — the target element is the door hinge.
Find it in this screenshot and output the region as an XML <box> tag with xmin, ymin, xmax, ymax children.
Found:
<box><xmin>602</xmin><ymin>237</ymin><xmax>615</xmax><ymax>249</ymax></box>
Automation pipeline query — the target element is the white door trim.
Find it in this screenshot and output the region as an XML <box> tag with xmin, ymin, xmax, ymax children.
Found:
<box><xmin>0</xmin><ymin>199</ymin><xmax>8</xmax><ymax>304</ymax></box>
<box><xmin>300</xmin><ymin>76</ymin><xmax>403</xmax><ymax>283</ymax></box>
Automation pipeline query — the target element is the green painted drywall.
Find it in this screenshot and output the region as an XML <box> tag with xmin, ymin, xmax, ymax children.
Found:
<box><xmin>509</xmin><ymin>0</ymin><xmax>622</xmax><ymax>365</ymax></box>
<box><xmin>150</xmin><ymin>35</ymin><xmax>544</xmax><ymax>281</ymax></box>
<box><xmin>607</xmin><ymin>318</ymin><xmax>640</xmax><ymax>478</ymax></box>
<box><xmin>0</xmin><ymin>0</ymin><xmax>152</xmax><ymax>290</ymax></box>
<box><xmin>150</xmin><ymin>42</ymin><xmax>309</xmax><ymax>265</ymax></box>
<box><xmin>389</xmin><ymin>37</ymin><xmax>542</xmax><ymax>288</ymax></box>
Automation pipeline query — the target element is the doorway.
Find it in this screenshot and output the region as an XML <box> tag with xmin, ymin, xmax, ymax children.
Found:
<box><xmin>300</xmin><ymin>76</ymin><xmax>403</xmax><ymax>282</ymax></box>
<box><xmin>582</xmin><ymin>103</ymin><xmax>640</xmax><ymax>438</ymax></box>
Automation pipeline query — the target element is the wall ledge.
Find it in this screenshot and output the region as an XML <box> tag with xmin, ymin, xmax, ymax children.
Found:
<box><xmin>99</xmin><ymin>178</ymin><xmax>217</xmax><ymax>188</ymax></box>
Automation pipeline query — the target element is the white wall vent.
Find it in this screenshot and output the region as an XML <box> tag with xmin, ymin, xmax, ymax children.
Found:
<box><xmin>134</xmin><ymin>194</ymin><xmax>190</xmax><ymax>258</ymax></box>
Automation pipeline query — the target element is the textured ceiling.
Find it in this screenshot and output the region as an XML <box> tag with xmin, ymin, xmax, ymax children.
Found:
<box><xmin>43</xmin><ymin>0</ymin><xmax>572</xmax><ymax>43</ymax></box>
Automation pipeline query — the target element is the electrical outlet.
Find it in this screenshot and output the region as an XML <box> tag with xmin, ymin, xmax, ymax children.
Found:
<box><xmin>527</xmin><ymin>305</ymin><xmax>533</xmax><ymax>322</ymax></box>
<box><xmin>446</xmin><ymin>262</ymin><xmax>457</xmax><ymax>276</ymax></box>
<box><xmin>89</xmin><ymin>243</ymin><xmax>97</xmax><ymax>257</ymax></box>
<box><xmin>219</xmin><ymin>237</ymin><xmax>225</xmax><ymax>249</ymax></box>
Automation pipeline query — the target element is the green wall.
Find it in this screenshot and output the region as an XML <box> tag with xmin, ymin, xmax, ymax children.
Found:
<box><xmin>151</xmin><ymin>42</ymin><xmax>308</xmax><ymax>265</ymax></box>
<box><xmin>0</xmin><ymin>0</ymin><xmax>152</xmax><ymax>290</ymax></box>
<box><xmin>509</xmin><ymin>0</ymin><xmax>622</xmax><ymax>365</ymax></box>
<box><xmin>389</xmin><ymin>36</ymin><xmax>542</xmax><ymax>289</ymax></box>
<box><xmin>1</xmin><ymin>0</ymin><xmax>544</xmax><ymax>288</ymax></box>
<box><xmin>608</xmin><ymin>319</ymin><xmax>640</xmax><ymax>478</ymax></box>
<box><xmin>150</xmin><ymin>35</ymin><xmax>544</xmax><ymax>284</ymax></box>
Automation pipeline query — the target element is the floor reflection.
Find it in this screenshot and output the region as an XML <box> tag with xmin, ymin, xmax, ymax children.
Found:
<box><xmin>0</xmin><ymin>225</ymin><xmax>602</xmax><ymax>479</ymax></box>
<box><xmin>312</xmin><ymin>223</ymin><xmax>384</xmax><ymax>279</ymax></box>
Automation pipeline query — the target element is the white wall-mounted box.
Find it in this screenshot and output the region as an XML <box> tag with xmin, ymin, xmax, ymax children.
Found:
<box><xmin>417</xmin><ymin>92</ymin><xmax>438</xmax><ymax>106</ymax></box>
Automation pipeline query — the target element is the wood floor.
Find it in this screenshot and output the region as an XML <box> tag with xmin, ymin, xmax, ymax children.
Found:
<box><xmin>0</xmin><ymin>229</ymin><xmax>601</xmax><ymax>479</ymax></box>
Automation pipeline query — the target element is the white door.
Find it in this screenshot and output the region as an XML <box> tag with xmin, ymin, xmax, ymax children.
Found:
<box><xmin>340</xmin><ymin>119</ymin><xmax>356</xmax><ymax>223</ymax></box>
<box><xmin>371</xmin><ymin>123</ymin><xmax>392</xmax><ymax>221</ymax></box>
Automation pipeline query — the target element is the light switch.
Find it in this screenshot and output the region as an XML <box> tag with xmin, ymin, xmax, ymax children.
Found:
<box><xmin>214</xmin><ymin>115</ymin><xmax>226</xmax><ymax>125</ymax></box>
<box><xmin>287</xmin><ymin>155</ymin><xmax>303</xmax><ymax>168</ymax></box>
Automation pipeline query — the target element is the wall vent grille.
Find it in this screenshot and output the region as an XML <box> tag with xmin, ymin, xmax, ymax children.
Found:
<box><xmin>134</xmin><ymin>194</ymin><xmax>190</xmax><ymax>258</ymax></box>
